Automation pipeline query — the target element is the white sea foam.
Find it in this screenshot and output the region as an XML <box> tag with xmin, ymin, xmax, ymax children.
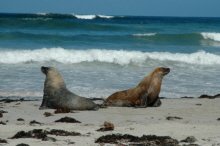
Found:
<box><xmin>0</xmin><ymin>91</ymin><xmax>42</xmax><ymax>98</ymax></box>
<box><xmin>201</xmin><ymin>32</ymin><xmax>220</xmax><ymax>42</ymax></box>
<box><xmin>133</xmin><ymin>33</ymin><xmax>156</xmax><ymax>37</ymax></box>
<box><xmin>97</xmin><ymin>15</ymin><xmax>114</xmax><ymax>19</ymax></box>
<box><xmin>74</xmin><ymin>14</ymin><xmax>97</xmax><ymax>20</ymax></box>
<box><xmin>73</xmin><ymin>14</ymin><xmax>114</xmax><ymax>20</ymax></box>
<box><xmin>36</xmin><ymin>13</ymin><xmax>47</xmax><ymax>16</ymax></box>
<box><xmin>0</xmin><ymin>48</ymin><xmax>220</xmax><ymax>65</ymax></box>
<box><xmin>22</xmin><ymin>18</ymin><xmax>52</xmax><ymax>21</ymax></box>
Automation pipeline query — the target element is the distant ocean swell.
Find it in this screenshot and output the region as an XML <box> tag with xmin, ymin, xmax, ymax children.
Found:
<box><xmin>134</xmin><ymin>32</ymin><xmax>220</xmax><ymax>42</ymax></box>
<box><xmin>0</xmin><ymin>13</ymin><xmax>115</xmax><ymax>20</ymax></box>
<box><xmin>1</xmin><ymin>32</ymin><xmax>220</xmax><ymax>43</ymax></box>
<box><xmin>0</xmin><ymin>48</ymin><xmax>220</xmax><ymax>65</ymax></box>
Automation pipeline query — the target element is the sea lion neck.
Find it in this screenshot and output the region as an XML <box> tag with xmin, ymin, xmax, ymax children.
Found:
<box><xmin>137</xmin><ymin>70</ymin><xmax>163</xmax><ymax>90</ymax></box>
<box><xmin>45</xmin><ymin>71</ymin><xmax>66</xmax><ymax>90</ymax></box>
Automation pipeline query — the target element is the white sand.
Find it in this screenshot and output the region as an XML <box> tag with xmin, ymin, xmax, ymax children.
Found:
<box><xmin>0</xmin><ymin>98</ymin><xmax>220</xmax><ymax>146</ymax></box>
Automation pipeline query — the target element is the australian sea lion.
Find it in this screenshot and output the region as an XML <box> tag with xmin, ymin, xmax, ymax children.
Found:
<box><xmin>104</xmin><ymin>67</ymin><xmax>170</xmax><ymax>107</ymax></box>
<box><xmin>39</xmin><ymin>66</ymin><xmax>99</xmax><ymax>110</ymax></box>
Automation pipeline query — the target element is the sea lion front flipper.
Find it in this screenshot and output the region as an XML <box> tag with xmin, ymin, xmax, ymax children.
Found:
<box><xmin>39</xmin><ymin>93</ymin><xmax>54</xmax><ymax>110</ymax></box>
<box><xmin>135</xmin><ymin>93</ymin><xmax>148</xmax><ymax>108</ymax></box>
<box><xmin>39</xmin><ymin>97</ymin><xmax>49</xmax><ymax>110</ymax></box>
<box><xmin>151</xmin><ymin>98</ymin><xmax>162</xmax><ymax>107</ymax></box>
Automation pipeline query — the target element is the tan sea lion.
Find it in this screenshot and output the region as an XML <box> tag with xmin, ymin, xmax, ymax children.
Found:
<box><xmin>39</xmin><ymin>66</ymin><xmax>99</xmax><ymax>110</ymax></box>
<box><xmin>104</xmin><ymin>67</ymin><xmax>170</xmax><ymax>107</ymax></box>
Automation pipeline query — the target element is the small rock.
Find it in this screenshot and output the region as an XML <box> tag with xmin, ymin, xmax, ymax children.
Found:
<box><xmin>11</xmin><ymin>129</ymin><xmax>47</xmax><ymax>139</ymax></box>
<box><xmin>97</xmin><ymin>121</ymin><xmax>114</xmax><ymax>132</ymax></box>
<box><xmin>11</xmin><ymin>129</ymin><xmax>81</xmax><ymax>141</ymax></box>
<box><xmin>0</xmin><ymin>113</ymin><xmax>2</xmax><ymax>118</ymax></box>
<box><xmin>129</xmin><ymin>128</ymin><xmax>135</xmax><ymax>130</ymax></box>
<box><xmin>86</xmin><ymin>132</ymin><xmax>91</xmax><ymax>136</ymax></box>
<box><xmin>0</xmin><ymin>121</ymin><xmax>6</xmax><ymax>125</ymax></box>
<box><xmin>65</xmin><ymin>139</ymin><xmax>75</xmax><ymax>145</ymax></box>
<box><xmin>17</xmin><ymin>118</ymin><xmax>25</xmax><ymax>121</ymax></box>
<box><xmin>0</xmin><ymin>110</ymin><xmax>7</xmax><ymax>113</ymax></box>
<box><xmin>16</xmin><ymin>144</ymin><xmax>30</xmax><ymax>146</ymax></box>
<box><xmin>54</xmin><ymin>108</ymin><xmax>71</xmax><ymax>114</ymax></box>
<box><xmin>0</xmin><ymin>138</ymin><xmax>7</xmax><ymax>143</ymax></box>
<box><xmin>181</xmin><ymin>136</ymin><xmax>197</xmax><ymax>143</ymax></box>
<box><xmin>42</xmin><ymin>136</ymin><xmax>56</xmax><ymax>142</ymax></box>
<box><xmin>0</xmin><ymin>98</ymin><xmax>24</xmax><ymax>103</ymax></box>
<box><xmin>95</xmin><ymin>134</ymin><xmax>179</xmax><ymax>146</ymax></box>
<box><xmin>166</xmin><ymin>116</ymin><xmax>183</xmax><ymax>120</ymax></box>
<box><xmin>44</xmin><ymin>112</ymin><xmax>53</xmax><ymax>117</ymax></box>
<box><xmin>29</xmin><ymin>120</ymin><xmax>42</xmax><ymax>126</ymax></box>
<box><xmin>195</xmin><ymin>104</ymin><xmax>202</xmax><ymax>106</ymax></box>
<box><xmin>47</xmin><ymin>129</ymin><xmax>81</xmax><ymax>136</ymax></box>
<box><xmin>181</xmin><ymin>96</ymin><xmax>194</xmax><ymax>99</ymax></box>
<box><xmin>68</xmin><ymin>141</ymin><xmax>75</xmax><ymax>145</ymax></box>
<box><xmin>217</xmin><ymin>118</ymin><xmax>220</xmax><ymax>121</ymax></box>
<box><xmin>214</xmin><ymin>94</ymin><xmax>220</xmax><ymax>98</ymax></box>
<box><xmin>199</xmin><ymin>94</ymin><xmax>215</xmax><ymax>99</ymax></box>
<box><xmin>182</xmin><ymin>144</ymin><xmax>199</xmax><ymax>146</ymax></box>
<box><xmin>55</xmin><ymin>116</ymin><xmax>81</xmax><ymax>123</ymax></box>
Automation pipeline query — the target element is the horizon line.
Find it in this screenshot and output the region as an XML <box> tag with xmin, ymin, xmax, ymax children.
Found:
<box><xmin>0</xmin><ymin>12</ymin><xmax>220</xmax><ymax>19</ymax></box>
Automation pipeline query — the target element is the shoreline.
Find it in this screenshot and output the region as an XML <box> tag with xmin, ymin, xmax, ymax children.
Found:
<box><xmin>1</xmin><ymin>92</ymin><xmax>220</xmax><ymax>100</ymax></box>
<box><xmin>0</xmin><ymin>98</ymin><xmax>220</xmax><ymax>145</ymax></box>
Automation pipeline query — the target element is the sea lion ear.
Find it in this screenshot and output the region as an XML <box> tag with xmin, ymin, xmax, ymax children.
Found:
<box><xmin>41</xmin><ymin>66</ymin><xmax>50</xmax><ymax>74</ymax></box>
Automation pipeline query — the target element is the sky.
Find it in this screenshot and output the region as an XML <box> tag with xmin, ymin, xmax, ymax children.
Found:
<box><xmin>0</xmin><ymin>0</ymin><xmax>220</xmax><ymax>17</ymax></box>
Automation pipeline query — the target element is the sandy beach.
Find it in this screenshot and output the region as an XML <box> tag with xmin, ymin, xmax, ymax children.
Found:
<box><xmin>0</xmin><ymin>98</ymin><xmax>220</xmax><ymax>146</ymax></box>
<box><xmin>1</xmin><ymin>1</ymin><xmax>220</xmax><ymax>146</ymax></box>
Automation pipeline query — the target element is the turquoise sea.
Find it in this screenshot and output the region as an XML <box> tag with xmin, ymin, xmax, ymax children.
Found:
<box><xmin>1</xmin><ymin>13</ymin><xmax>220</xmax><ymax>99</ymax></box>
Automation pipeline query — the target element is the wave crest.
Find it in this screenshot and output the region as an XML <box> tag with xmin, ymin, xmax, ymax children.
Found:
<box><xmin>201</xmin><ymin>32</ymin><xmax>220</xmax><ymax>42</ymax></box>
<box><xmin>74</xmin><ymin>14</ymin><xmax>96</xmax><ymax>20</ymax></box>
<box><xmin>97</xmin><ymin>15</ymin><xmax>114</xmax><ymax>19</ymax></box>
<box><xmin>132</xmin><ymin>33</ymin><xmax>156</xmax><ymax>37</ymax></box>
<box><xmin>0</xmin><ymin>48</ymin><xmax>220</xmax><ymax>65</ymax></box>
<box><xmin>73</xmin><ymin>14</ymin><xmax>114</xmax><ymax>20</ymax></box>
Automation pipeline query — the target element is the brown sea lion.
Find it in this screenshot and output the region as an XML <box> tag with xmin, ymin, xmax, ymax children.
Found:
<box><xmin>104</xmin><ymin>67</ymin><xmax>170</xmax><ymax>107</ymax></box>
<box><xmin>39</xmin><ymin>66</ymin><xmax>99</xmax><ymax>110</ymax></box>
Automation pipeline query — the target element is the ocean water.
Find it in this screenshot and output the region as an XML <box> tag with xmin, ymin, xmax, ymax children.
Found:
<box><xmin>1</xmin><ymin>13</ymin><xmax>220</xmax><ymax>99</ymax></box>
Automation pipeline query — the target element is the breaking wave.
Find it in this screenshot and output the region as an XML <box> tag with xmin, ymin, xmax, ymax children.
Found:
<box><xmin>73</xmin><ymin>14</ymin><xmax>114</xmax><ymax>20</ymax></box>
<box><xmin>132</xmin><ymin>33</ymin><xmax>156</xmax><ymax>37</ymax></box>
<box><xmin>0</xmin><ymin>48</ymin><xmax>220</xmax><ymax>65</ymax></box>
<box><xmin>201</xmin><ymin>32</ymin><xmax>220</xmax><ymax>42</ymax></box>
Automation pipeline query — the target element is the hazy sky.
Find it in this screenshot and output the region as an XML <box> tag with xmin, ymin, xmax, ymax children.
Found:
<box><xmin>0</xmin><ymin>0</ymin><xmax>220</xmax><ymax>17</ymax></box>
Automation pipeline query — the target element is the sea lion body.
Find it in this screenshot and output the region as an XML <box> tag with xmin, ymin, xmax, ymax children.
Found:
<box><xmin>105</xmin><ymin>67</ymin><xmax>170</xmax><ymax>107</ymax></box>
<box><xmin>40</xmin><ymin>67</ymin><xmax>98</xmax><ymax>110</ymax></box>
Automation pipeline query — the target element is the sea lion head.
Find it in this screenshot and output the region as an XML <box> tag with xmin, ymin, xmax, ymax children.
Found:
<box><xmin>41</xmin><ymin>66</ymin><xmax>50</xmax><ymax>74</ymax></box>
<box><xmin>152</xmin><ymin>67</ymin><xmax>170</xmax><ymax>77</ymax></box>
<box><xmin>41</xmin><ymin>66</ymin><xmax>66</xmax><ymax>90</ymax></box>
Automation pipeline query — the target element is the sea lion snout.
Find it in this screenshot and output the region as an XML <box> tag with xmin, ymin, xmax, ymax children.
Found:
<box><xmin>163</xmin><ymin>67</ymin><xmax>170</xmax><ymax>75</ymax></box>
<box><xmin>41</xmin><ymin>66</ymin><xmax>49</xmax><ymax>74</ymax></box>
